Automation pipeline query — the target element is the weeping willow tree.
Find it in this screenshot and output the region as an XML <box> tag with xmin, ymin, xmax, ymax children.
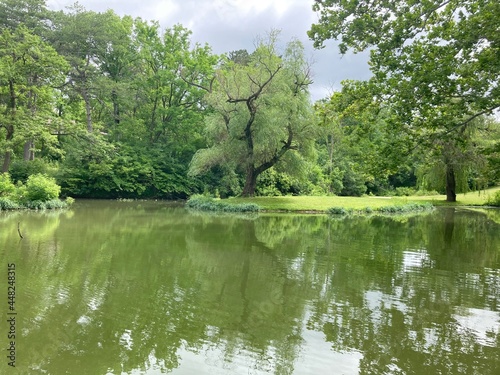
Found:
<box><xmin>189</xmin><ymin>31</ymin><xmax>317</xmax><ymax>197</ymax></box>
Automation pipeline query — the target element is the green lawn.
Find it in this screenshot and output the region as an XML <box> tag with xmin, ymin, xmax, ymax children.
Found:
<box><xmin>228</xmin><ymin>186</ymin><xmax>500</xmax><ymax>212</ymax></box>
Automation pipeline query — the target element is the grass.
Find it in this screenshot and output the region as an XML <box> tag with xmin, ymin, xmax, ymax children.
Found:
<box><xmin>186</xmin><ymin>195</ymin><xmax>260</xmax><ymax>212</ymax></box>
<box><xmin>0</xmin><ymin>197</ymin><xmax>74</xmax><ymax>211</ymax></box>
<box><xmin>224</xmin><ymin>186</ymin><xmax>500</xmax><ymax>213</ymax></box>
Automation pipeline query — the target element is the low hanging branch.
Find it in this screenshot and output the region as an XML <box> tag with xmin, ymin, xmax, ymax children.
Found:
<box><xmin>17</xmin><ymin>222</ymin><xmax>23</xmax><ymax>239</ymax></box>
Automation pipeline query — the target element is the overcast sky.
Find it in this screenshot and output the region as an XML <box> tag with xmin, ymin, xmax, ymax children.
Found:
<box><xmin>46</xmin><ymin>0</ymin><xmax>372</xmax><ymax>101</ymax></box>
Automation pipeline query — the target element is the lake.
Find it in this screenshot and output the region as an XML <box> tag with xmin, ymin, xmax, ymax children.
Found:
<box><xmin>1</xmin><ymin>201</ymin><xmax>499</xmax><ymax>374</ymax></box>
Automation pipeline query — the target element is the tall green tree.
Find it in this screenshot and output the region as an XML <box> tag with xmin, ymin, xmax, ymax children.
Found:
<box><xmin>0</xmin><ymin>0</ymin><xmax>51</xmax><ymax>34</ymax></box>
<box><xmin>315</xmin><ymin>80</ymin><xmax>401</xmax><ymax>195</ymax></box>
<box><xmin>0</xmin><ymin>26</ymin><xmax>68</xmax><ymax>172</ymax></box>
<box><xmin>309</xmin><ymin>0</ymin><xmax>500</xmax><ymax>201</ymax></box>
<box><xmin>50</xmin><ymin>5</ymin><xmax>129</xmax><ymax>133</ymax></box>
<box><xmin>189</xmin><ymin>32</ymin><xmax>316</xmax><ymax>197</ymax></box>
<box><xmin>133</xmin><ymin>21</ymin><xmax>215</xmax><ymax>150</ymax></box>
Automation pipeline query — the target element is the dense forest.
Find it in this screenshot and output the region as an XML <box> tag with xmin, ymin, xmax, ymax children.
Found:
<box><xmin>1</xmin><ymin>0</ymin><xmax>499</xmax><ymax>201</ymax></box>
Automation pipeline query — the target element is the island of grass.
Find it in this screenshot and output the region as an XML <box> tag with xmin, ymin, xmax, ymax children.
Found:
<box><xmin>186</xmin><ymin>186</ymin><xmax>500</xmax><ymax>214</ymax></box>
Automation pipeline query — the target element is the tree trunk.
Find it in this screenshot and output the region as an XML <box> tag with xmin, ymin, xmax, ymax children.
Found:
<box><xmin>82</xmin><ymin>90</ymin><xmax>93</xmax><ymax>132</ymax></box>
<box><xmin>2</xmin><ymin>124</ymin><xmax>14</xmax><ymax>173</ymax></box>
<box><xmin>242</xmin><ymin>165</ymin><xmax>257</xmax><ymax>197</ymax></box>
<box><xmin>445</xmin><ymin>163</ymin><xmax>456</xmax><ymax>202</ymax></box>
<box><xmin>2</xmin><ymin>152</ymin><xmax>11</xmax><ymax>173</ymax></box>
<box><xmin>23</xmin><ymin>140</ymin><xmax>35</xmax><ymax>161</ymax></box>
<box><xmin>112</xmin><ymin>89</ymin><xmax>120</xmax><ymax>125</ymax></box>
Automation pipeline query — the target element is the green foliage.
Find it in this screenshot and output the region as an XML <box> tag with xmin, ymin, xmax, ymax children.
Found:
<box><xmin>375</xmin><ymin>203</ymin><xmax>434</xmax><ymax>214</ymax></box>
<box><xmin>0</xmin><ymin>173</ymin><xmax>15</xmax><ymax>196</ymax></box>
<box><xmin>327</xmin><ymin>202</ymin><xmax>434</xmax><ymax>216</ymax></box>
<box><xmin>24</xmin><ymin>200</ymin><xmax>46</xmax><ymax>210</ymax></box>
<box><xmin>394</xmin><ymin>187</ymin><xmax>417</xmax><ymax>197</ymax></box>
<box><xmin>186</xmin><ymin>195</ymin><xmax>260</xmax><ymax>212</ymax></box>
<box><xmin>9</xmin><ymin>159</ymin><xmax>54</xmax><ymax>184</ymax></box>
<box><xmin>309</xmin><ymin>1</ymin><xmax>500</xmax><ymax>201</ymax></box>
<box><xmin>0</xmin><ymin>25</ymin><xmax>69</xmax><ymax>172</ymax></box>
<box><xmin>189</xmin><ymin>31</ymin><xmax>317</xmax><ymax>197</ymax></box>
<box><xmin>256</xmin><ymin>168</ymin><xmax>302</xmax><ymax>196</ymax></box>
<box><xmin>0</xmin><ymin>2</ymin><xmax>496</xmax><ymax>202</ymax></box>
<box><xmin>487</xmin><ymin>191</ymin><xmax>500</xmax><ymax>207</ymax></box>
<box><xmin>339</xmin><ymin>169</ymin><xmax>367</xmax><ymax>197</ymax></box>
<box><xmin>44</xmin><ymin>199</ymin><xmax>70</xmax><ymax>209</ymax></box>
<box><xmin>314</xmin><ymin>81</ymin><xmax>396</xmax><ymax>197</ymax></box>
<box><xmin>24</xmin><ymin>174</ymin><xmax>61</xmax><ymax>202</ymax></box>
<box><xmin>58</xmin><ymin>140</ymin><xmax>196</xmax><ymax>199</ymax></box>
<box><xmin>327</xmin><ymin>207</ymin><xmax>350</xmax><ymax>216</ymax></box>
<box><xmin>0</xmin><ymin>171</ymin><xmax>70</xmax><ymax>210</ymax></box>
<box><xmin>0</xmin><ymin>197</ymin><xmax>19</xmax><ymax>210</ymax></box>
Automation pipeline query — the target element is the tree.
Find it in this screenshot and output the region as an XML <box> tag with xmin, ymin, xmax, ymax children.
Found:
<box><xmin>0</xmin><ymin>26</ymin><xmax>68</xmax><ymax>172</ymax></box>
<box><xmin>50</xmin><ymin>5</ymin><xmax>130</xmax><ymax>133</ymax></box>
<box><xmin>309</xmin><ymin>0</ymin><xmax>500</xmax><ymax>201</ymax></box>
<box><xmin>315</xmin><ymin>80</ymin><xmax>402</xmax><ymax>196</ymax></box>
<box><xmin>0</xmin><ymin>0</ymin><xmax>51</xmax><ymax>34</ymax></box>
<box><xmin>189</xmin><ymin>32</ymin><xmax>316</xmax><ymax>197</ymax></box>
<box><xmin>132</xmin><ymin>21</ymin><xmax>215</xmax><ymax>149</ymax></box>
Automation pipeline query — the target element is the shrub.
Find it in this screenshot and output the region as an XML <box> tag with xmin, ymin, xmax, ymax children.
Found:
<box><xmin>24</xmin><ymin>174</ymin><xmax>61</xmax><ymax>202</ymax></box>
<box><xmin>487</xmin><ymin>191</ymin><xmax>500</xmax><ymax>206</ymax></box>
<box><xmin>0</xmin><ymin>197</ymin><xmax>20</xmax><ymax>210</ymax></box>
<box><xmin>24</xmin><ymin>200</ymin><xmax>46</xmax><ymax>210</ymax></box>
<box><xmin>327</xmin><ymin>206</ymin><xmax>349</xmax><ymax>215</ymax></box>
<box><xmin>0</xmin><ymin>173</ymin><xmax>16</xmax><ymax>197</ymax></box>
<box><xmin>377</xmin><ymin>203</ymin><xmax>433</xmax><ymax>214</ymax></box>
<box><xmin>9</xmin><ymin>159</ymin><xmax>52</xmax><ymax>184</ymax></box>
<box><xmin>394</xmin><ymin>187</ymin><xmax>417</xmax><ymax>196</ymax></box>
<box><xmin>44</xmin><ymin>199</ymin><xmax>70</xmax><ymax>209</ymax></box>
<box><xmin>186</xmin><ymin>195</ymin><xmax>260</xmax><ymax>212</ymax></box>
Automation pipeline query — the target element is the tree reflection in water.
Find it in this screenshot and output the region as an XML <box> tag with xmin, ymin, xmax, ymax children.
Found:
<box><xmin>1</xmin><ymin>202</ymin><xmax>499</xmax><ymax>374</ymax></box>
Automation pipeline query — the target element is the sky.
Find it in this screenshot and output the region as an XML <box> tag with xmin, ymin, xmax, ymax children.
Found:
<box><xmin>46</xmin><ymin>0</ymin><xmax>372</xmax><ymax>101</ymax></box>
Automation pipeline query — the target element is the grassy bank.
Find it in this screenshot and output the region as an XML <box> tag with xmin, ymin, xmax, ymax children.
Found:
<box><xmin>226</xmin><ymin>186</ymin><xmax>500</xmax><ymax>212</ymax></box>
<box><xmin>0</xmin><ymin>197</ymin><xmax>74</xmax><ymax>211</ymax></box>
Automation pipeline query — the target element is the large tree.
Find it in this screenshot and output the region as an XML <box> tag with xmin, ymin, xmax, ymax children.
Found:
<box><xmin>189</xmin><ymin>32</ymin><xmax>316</xmax><ymax>197</ymax></box>
<box><xmin>309</xmin><ymin>0</ymin><xmax>500</xmax><ymax>201</ymax></box>
<box><xmin>0</xmin><ymin>26</ymin><xmax>68</xmax><ymax>172</ymax></box>
<box><xmin>50</xmin><ymin>5</ymin><xmax>131</xmax><ymax>133</ymax></box>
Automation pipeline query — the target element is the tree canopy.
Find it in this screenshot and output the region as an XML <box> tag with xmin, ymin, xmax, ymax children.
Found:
<box><xmin>189</xmin><ymin>32</ymin><xmax>317</xmax><ymax>197</ymax></box>
<box><xmin>0</xmin><ymin>0</ymin><xmax>498</xmax><ymax>200</ymax></box>
<box><xmin>309</xmin><ymin>0</ymin><xmax>500</xmax><ymax>200</ymax></box>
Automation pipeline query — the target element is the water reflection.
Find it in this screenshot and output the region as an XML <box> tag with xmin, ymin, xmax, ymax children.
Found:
<box><xmin>0</xmin><ymin>203</ymin><xmax>499</xmax><ymax>374</ymax></box>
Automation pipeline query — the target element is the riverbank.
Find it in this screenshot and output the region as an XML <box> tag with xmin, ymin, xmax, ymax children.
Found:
<box><xmin>225</xmin><ymin>186</ymin><xmax>500</xmax><ymax>213</ymax></box>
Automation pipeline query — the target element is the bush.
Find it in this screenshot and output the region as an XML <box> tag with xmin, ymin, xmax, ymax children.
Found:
<box><xmin>24</xmin><ymin>200</ymin><xmax>47</xmax><ymax>210</ymax></box>
<box><xmin>9</xmin><ymin>159</ymin><xmax>52</xmax><ymax>184</ymax></box>
<box><xmin>327</xmin><ymin>206</ymin><xmax>349</xmax><ymax>216</ymax></box>
<box><xmin>327</xmin><ymin>203</ymin><xmax>434</xmax><ymax>216</ymax></box>
<box><xmin>24</xmin><ymin>174</ymin><xmax>61</xmax><ymax>202</ymax></box>
<box><xmin>394</xmin><ymin>187</ymin><xmax>417</xmax><ymax>196</ymax></box>
<box><xmin>186</xmin><ymin>195</ymin><xmax>260</xmax><ymax>212</ymax></box>
<box><xmin>487</xmin><ymin>191</ymin><xmax>500</xmax><ymax>206</ymax></box>
<box><xmin>377</xmin><ymin>203</ymin><xmax>433</xmax><ymax>214</ymax></box>
<box><xmin>0</xmin><ymin>173</ymin><xmax>16</xmax><ymax>197</ymax></box>
<box><xmin>44</xmin><ymin>199</ymin><xmax>70</xmax><ymax>209</ymax></box>
<box><xmin>0</xmin><ymin>197</ymin><xmax>20</xmax><ymax>210</ymax></box>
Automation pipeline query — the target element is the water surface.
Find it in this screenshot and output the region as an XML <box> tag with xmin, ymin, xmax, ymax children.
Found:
<box><xmin>1</xmin><ymin>201</ymin><xmax>499</xmax><ymax>374</ymax></box>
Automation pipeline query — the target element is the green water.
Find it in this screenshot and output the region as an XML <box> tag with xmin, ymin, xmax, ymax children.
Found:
<box><xmin>1</xmin><ymin>201</ymin><xmax>499</xmax><ymax>375</ymax></box>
